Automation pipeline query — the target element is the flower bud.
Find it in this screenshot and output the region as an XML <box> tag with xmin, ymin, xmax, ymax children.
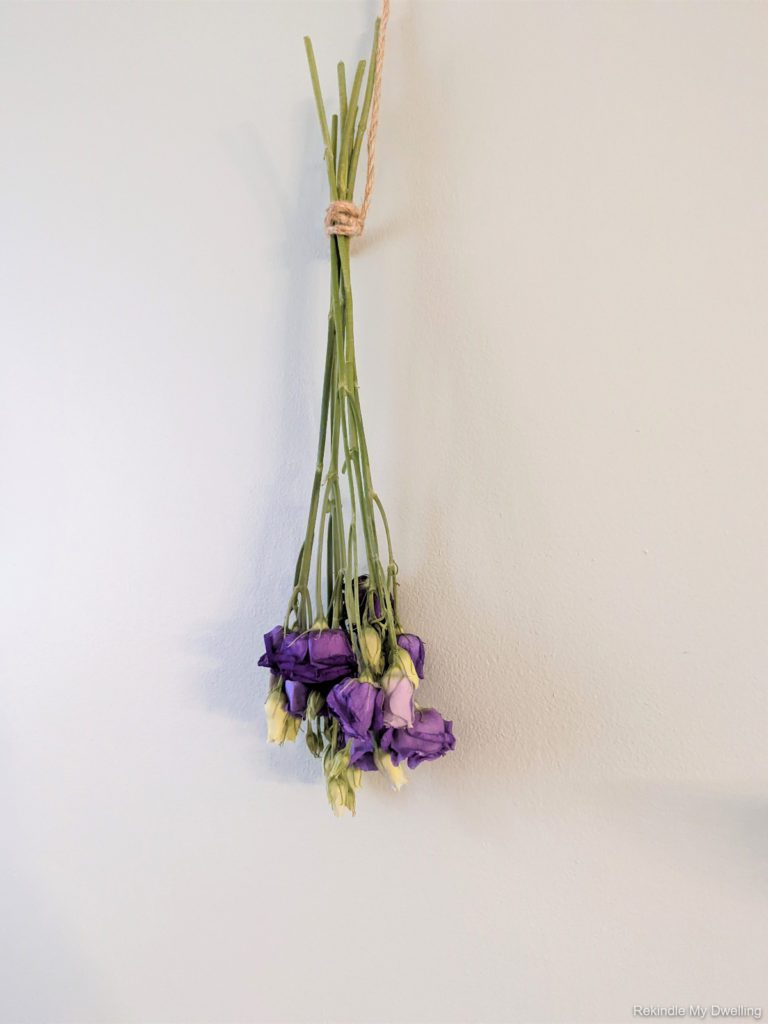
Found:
<box><xmin>390</xmin><ymin>646</ymin><xmax>419</xmax><ymax>688</ymax></box>
<box><xmin>323</xmin><ymin>742</ymin><xmax>363</xmax><ymax>816</ymax></box>
<box><xmin>305</xmin><ymin>725</ymin><xmax>322</xmax><ymax>758</ymax></box>
<box><xmin>327</xmin><ymin>778</ymin><xmax>349</xmax><ymax>817</ymax></box>
<box><xmin>265</xmin><ymin>686</ymin><xmax>300</xmax><ymax>744</ymax></box>
<box><xmin>360</xmin><ymin>625</ymin><xmax>384</xmax><ymax>676</ymax></box>
<box><xmin>374</xmin><ymin>748</ymin><xmax>408</xmax><ymax>790</ymax></box>
<box><xmin>306</xmin><ymin>689</ymin><xmax>325</xmax><ymax>721</ymax></box>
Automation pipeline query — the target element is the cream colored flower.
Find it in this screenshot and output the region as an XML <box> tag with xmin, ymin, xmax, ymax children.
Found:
<box><xmin>324</xmin><ymin>743</ymin><xmax>363</xmax><ymax>816</ymax></box>
<box><xmin>265</xmin><ymin>687</ymin><xmax>300</xmax><ymax>744</ymax></box>
<box><xmin>374</xmin><ymin>748</ymin><xmax>408</xmax><ymax>791</ymax></box>
<box><xmin>360</xmin><ymin>625</ymin><xmax>384</xmax><ymax>676</ymax></box>
<box><xmin>389</xmin><ymin>646</ymin><xmax>420</xmax><ymax>688</ymax></box>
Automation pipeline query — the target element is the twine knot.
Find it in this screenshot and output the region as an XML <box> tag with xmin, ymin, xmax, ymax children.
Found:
<box><xmin>322</xmin><ymin>0</ymin><xmax>389</xmax><ymax>239</ymax></box>
<box><xmin>325</xmin><ymin>200</ymin><xmax>365</xmax><ymax>238</ymax></box>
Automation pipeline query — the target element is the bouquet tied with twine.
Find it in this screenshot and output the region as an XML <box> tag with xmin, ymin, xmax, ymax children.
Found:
<box><xmin>259</xmin><ymin>3</ymin><xmax>455</xmax><ymax>815</ymax></box>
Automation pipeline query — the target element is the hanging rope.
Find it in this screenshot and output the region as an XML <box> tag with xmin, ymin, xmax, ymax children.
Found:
<box><xmin>324</xmin><ymin>0</ymin><xmax>390</xmax><ymax>237</ymax></box>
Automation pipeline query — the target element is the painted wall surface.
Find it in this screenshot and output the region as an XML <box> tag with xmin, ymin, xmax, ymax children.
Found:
<box><xmin>2</xmin><ymin>2</ymin><xmax>767</xmax><ymax>1022</ymax></box>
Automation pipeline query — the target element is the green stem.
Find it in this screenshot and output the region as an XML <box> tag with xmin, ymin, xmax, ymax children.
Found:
<box><xmin>314</xmin><ymin>492</ymin><xmax>330</xmax><ymax>626</ymax></box>
<box><xmin>291</xmin><ymin>312</ymin><xmax>335</xmax><ymax>621</ymax></box>
<box><xmin>330</xmin><ymin>114</ymin><xmax>338</xmax><ymax>175</ymax></box>
<box><xmin>338</xmin><ymin>60</ymin><xmax>366</xmax><ymax>197</ymax></box>
<box><xmin>372</xmin><ymin>491</ymin><xmax>395</xmax><ymax>570</ymax></box>
<box><xmin>304</xmin><ymin>37</ymin><xmax>338</xmax><ymax>201</ymax></box>
<box><xmin>338</xmin><ymin>162</ymin><xmax>396</xmax><ymax>645</ymax></box>
<box><xmin>303</xmin><ymin>25</ymin><xmax>399</xmax><ymax>657</ymax></box>
<box><xmin>337</xmin><ymin>63</ymin><xmax>348</xmax><ymax>131</ymax></box>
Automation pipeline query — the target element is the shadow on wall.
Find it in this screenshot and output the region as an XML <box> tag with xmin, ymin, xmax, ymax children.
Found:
<box><xmin>191</xmin><ymin>4</ymin><xmax>601</xmax><ymax>800</ymax></box>
<box><xmin>191</xmin><ymin>100</ymin><xmax>330</xmax><ymax>787</ymax></box>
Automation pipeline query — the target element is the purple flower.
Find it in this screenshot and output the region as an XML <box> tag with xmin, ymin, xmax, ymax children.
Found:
<box><xmin>284</xmin><ymin>679</ymin><xmax>309</xmax><ymax>717</ymax></box>
<box><xmin>327</xmin><ymin>678</ymin><xmax>377</xmax><ymax>740</ymax></box>
<box><xmin>380</xmin><ymin>708</ymin><xmax>455</xmax><ymax>768</ymax></box>
<box><xmin>258</xmin><ymin>626</ymin><xmax>356</xmax><ymax>685</ymax></box>
<box><xmin>308</xmin><ymin>630</ymin><xmax>354</xmax><ymax>667</ymax></box>
<box><xmin>349</xmin><ymin>737</ymin><xmax>377</xmax><ymax>772</ymax></box>
<box><xmin>396</xmin><ymin>633</ymin><xmax>426</xmax><ymax>679</ymax></box>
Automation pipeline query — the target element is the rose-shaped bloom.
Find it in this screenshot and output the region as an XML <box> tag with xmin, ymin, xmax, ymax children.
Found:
<box><xmin>307</xmin><ymin>629</ymin><xmax>354</xmax><ymax>667</ymax></box>
<box><xmin>396</xmin><ymin>633</ymin><xmax>426</xmax><ymax>679</ymax></box>
<box><xmin>327</xmin><ymin>678</ymin><xmax>377</xmax><ymax>741</ymax></box>
<box><xmin>284</xmin><ymin>679</ymin><xmax>309</xmax><ymax>718</ymax></box>
<box><xmin>371</xmin><ymin>647</ymin><xmax>419</xmax><ymax>731</ymax></box>
<box><xmin>258</xmin><ymin>627</ymin><xmax>355</xmax><ymax>685</ymax></box>
<box><xmin>380</xmin><ymin>708</ymin><xmax>455</xmax><ymax>768</ymax></box>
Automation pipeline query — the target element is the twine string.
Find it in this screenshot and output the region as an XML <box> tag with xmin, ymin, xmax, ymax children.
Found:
<box><xmin>324</xmin><ymin>0</ymin><xmax>390</xmax><ymax>238</ymax></box>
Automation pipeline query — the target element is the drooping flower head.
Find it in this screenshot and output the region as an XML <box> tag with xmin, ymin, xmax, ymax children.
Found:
<box><xmin>323</xmin><ymin>742</ymin><xmax>362</xmax><ymax>817</ymax></box>
<box><xmin>264</xmin><ymin>684</ymin><xmax>301</xmax><ymax>745</ymax></box>
<box><xmin>380</xmin><ymin>707</ymin><xmax>455</xmax><ymax>769</ymax></box>
<box><xmin>375</xmin><ymin>647</ymin><xmax>419</xmax><ymax>729</ymax></box>
<box><xmin>258</xmin><ymin>626</ymin><xmax>356</xmax><ymax>685</ymax></box>
<box><xmin>327</xmin><ymin>678</ymin><xmax>377</xmax><ymax>741</ymax></box>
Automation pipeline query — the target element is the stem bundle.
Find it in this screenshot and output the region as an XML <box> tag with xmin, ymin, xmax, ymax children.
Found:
<box><xmin>289</xmin><ymin>23</ymin><xmax>399</xmax><ymax>666</ymax></box>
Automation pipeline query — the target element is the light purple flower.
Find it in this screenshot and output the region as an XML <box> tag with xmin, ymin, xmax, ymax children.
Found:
<box><xmin>379</xmin><ymin>672</ymin><xmax>414</xmax><ymax>729</ymax></box>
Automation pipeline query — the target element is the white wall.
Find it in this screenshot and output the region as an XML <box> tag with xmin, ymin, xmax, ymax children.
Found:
<box><xmin>2</xmin><ymin>2</ymin><xmax>767</xmax><ymax>1022</ymax></box>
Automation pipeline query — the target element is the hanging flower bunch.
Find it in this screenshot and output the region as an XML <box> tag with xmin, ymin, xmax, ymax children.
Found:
<box><xmin>259</xmin><ymin>13</ymin><xmax>455</xmax><ymax>815</ymax></box>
